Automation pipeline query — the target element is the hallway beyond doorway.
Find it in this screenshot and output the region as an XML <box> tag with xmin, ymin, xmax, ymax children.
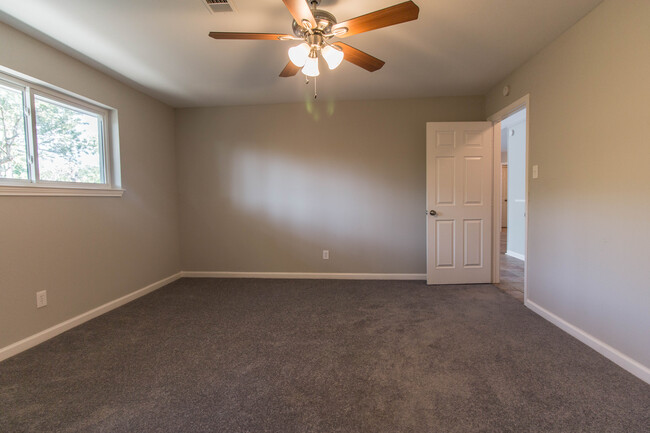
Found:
<box><xmin>496</xmin><ymin>228</ymin><xmax>524</xmax><ymax>302</ymax></box>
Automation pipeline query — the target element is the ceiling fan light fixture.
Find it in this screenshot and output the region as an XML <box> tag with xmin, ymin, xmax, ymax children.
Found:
<box><xmin>288</xmin><ymin>43</ymin><xmax>310</xmax><ymax>67</ymax></box>
<box><xmin>302</xmin><ymin>55</ymin><xmax>320</xmax><ymax>77</ymax></box>
<box><xmin>209</xmin><ymin>1</ymin><xmax>421</xmax><ymax>80</ymax></box>
<box><xmin>322</xmin><ymin>44</ymin><xmax>344</xmax><ymax>70</ymax></box>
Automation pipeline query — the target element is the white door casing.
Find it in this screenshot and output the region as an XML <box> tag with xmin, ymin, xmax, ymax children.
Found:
<box><xmin>501</xmin><ymin>164</ymin><xmax>508</xmax><ymax>228</ymax></box>
<box><xmin>426</xmin><ymin>122</ymin><xmax>493</xmax><ymax>284</ymax></box>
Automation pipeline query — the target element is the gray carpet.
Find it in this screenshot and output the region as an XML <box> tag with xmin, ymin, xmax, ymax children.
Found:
<box><xmin>1</xmin><ymin>278</ymin><xmax>648</xmax><ymax>432</ymax></box>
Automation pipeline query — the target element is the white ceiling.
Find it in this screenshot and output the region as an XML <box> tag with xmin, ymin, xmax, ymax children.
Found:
<box><xmin>0</xmin><ymin>0</ymin><xmax>603</xmax><ymax>107</ymax></box>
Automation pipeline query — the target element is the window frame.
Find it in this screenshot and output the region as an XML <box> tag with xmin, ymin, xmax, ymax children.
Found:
<box><xmin>0</xmin><ymin>78</ymin><xmax>32</xmax><ymax>184</ymax></box>
<box><xmin>0</xmin><ymin>68</ymin><xmax>122</xmax><ymax>197</ymax></box>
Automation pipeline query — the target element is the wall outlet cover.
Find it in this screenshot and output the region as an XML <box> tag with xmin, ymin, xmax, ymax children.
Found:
<box><xmin>36</xmin><ymin>290</ymin><xmax>47</xmax><ymax>308</ymax></box>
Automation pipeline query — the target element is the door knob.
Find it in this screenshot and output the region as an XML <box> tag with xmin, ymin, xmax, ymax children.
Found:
<box><xmin>429</xmin><ymin>210</ymin><xmax>437</xmax><ymax>216</ymax></box>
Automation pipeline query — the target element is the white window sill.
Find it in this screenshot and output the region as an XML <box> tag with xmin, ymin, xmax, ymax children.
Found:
<box><xmin>0</xmin><ymin>185</ymin><xmax>124</xmax><ymax>197</ymax></box>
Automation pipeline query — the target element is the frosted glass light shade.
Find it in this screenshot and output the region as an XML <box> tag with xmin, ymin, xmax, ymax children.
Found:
<box><xmin>302</xmin><ymin>56</ymin><xmax>320</xmax><ymax>77</ymax></box>
<box><xmin>288</xmin><ymin>43</ymin><xmax>310</xmax><ymax>67</ymax></box>
<box><xmin>322</xmin><ymin>45</ymin><xmax>344</xmax><ymax>70</ymax></box>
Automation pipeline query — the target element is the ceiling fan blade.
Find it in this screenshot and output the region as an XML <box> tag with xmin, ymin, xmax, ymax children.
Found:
<box><xmin>332</xmin><ymin>1</ymin><xmax>419</xmax><ymax>38</ymax></box>
<box><xmin>333</xmin><ymin>43</ymin><xmax>385</xmax><ymax>72</ymax></box>
<box><xmin>209</xmin><ymin>32</ymin><xmax>294</xmax><ymax>40</ymax></box>
<box><xmin>282</xmin><ymin>0</ymin><xmax>317</xmax><ymax>29</ymax></box>
<box><xmin>279</xmin><ymin>61</ymin><xmax>301</xmax><ymax>77</ymax></box>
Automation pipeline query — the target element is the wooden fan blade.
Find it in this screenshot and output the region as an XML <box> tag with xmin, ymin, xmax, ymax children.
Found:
<box><xmin>280</xmin><ymin>61</ymin><xmax>301</xmax><ymax>77</ymax></box>
<box><xmin>332</xmin><ymin>1</ymin><xmax>419</xmax><ymax>38</ymax></box>
<box><xmin>282</xmin><ymin>0</ymin><xmax>317</xmax><ymax>29</ymax></box>
<box><xmin>209</xmin><ymin>32</ymin><xmax>294</xmax><ymax>40</ymax></box>
<box><xmin>333</xmin><ymin>43</ymin><xmax>385</xmax><ymax>72</ymax></box>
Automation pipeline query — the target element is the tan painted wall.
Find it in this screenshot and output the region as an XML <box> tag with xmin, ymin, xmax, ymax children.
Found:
<box><xmin>176</xmin><ymin>97</ymin><xmax>484</xmax><ymax>274</ymax></box>
<box><xmin>485</xmin><ymin>0</ymin><xmax>650</xmax><ymax>366</ymax></box>
<box><xmin>0</xmin><ymin>23</ymin><xmax>181</xmax><ymax>348</ymax></box>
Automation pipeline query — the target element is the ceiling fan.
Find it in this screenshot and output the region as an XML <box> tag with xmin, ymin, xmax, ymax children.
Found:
<box><xmin>209</xmin><ymin>0</ymin><xmax>420</xmax><ymax>78</ymax></box>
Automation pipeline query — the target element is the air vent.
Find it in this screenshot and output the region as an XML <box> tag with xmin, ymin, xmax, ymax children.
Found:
<box><xmin>202</xmin><ymin>0</ymin><xmax>238</xmax><ymax>13</ymax></box>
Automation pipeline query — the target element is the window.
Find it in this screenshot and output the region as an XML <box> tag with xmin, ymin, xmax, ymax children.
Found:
<box><xmin>0</xmin><ymin>69</ymin><xmax>121</xmax><ymax>196</ymax></box>
<box><xmin>0</xmin><ymin>81</ymin><xmax>28</xmax><ymax>180</ymax></box>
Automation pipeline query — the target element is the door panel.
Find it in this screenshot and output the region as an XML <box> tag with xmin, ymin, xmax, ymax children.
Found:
<box><xmin>436</xmin><ymin>130</ymin><xmax>455</xmax><ymax>148</ymax></box>
<box><xmin>436</xmin><ymin>157</ymin><xmax>455</xmax><ymax>205</ymax></box>
<box><xmin>435</xmin><ymin>220</ymin><xmax>455</xmax><ymax>268</ymax></box>
<box><xmin>426</xmin><ymin>122</ymin><xmax>493</xmax><ymax>284</ymax></box>
<box><xmin>463</xmin><ymin>219</ymin><xmax>483</xmax><ymax>267</ymax></box>
<box><xmin>464</xmin><ymin>157</ymin><xmax>484</xmax><ymax>205</ymax></box>
<box><xmin>464</xmin><ymin>131</ymin><xmax>484</xmax><ymax>147</ymax></box>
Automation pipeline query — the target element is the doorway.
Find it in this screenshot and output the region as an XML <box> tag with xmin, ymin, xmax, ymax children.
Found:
<box><xmin>424</xmin><ymin>102</ymin><xmax>528</xmax><ymax>293</ymax></box>
<box><xmin>496</xmin><ymin>109</ymin><xmax>526</xmax><ymax>301</ymax></box>
<box><xmin>488</xmin><ymin>96</ymin><xmax>529</xmax><ymax>303</ymax></box>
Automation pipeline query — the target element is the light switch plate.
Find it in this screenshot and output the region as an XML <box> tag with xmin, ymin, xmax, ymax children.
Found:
<box><xmin>532</xmin><ymin>165</ymin><xmax>539</xmax><ymax>179</ymax></box>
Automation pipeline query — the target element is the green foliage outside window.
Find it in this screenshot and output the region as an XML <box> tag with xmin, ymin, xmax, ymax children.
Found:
<box><xmin>0</xmin><ymin>85</ymin><xmax>103</xmax><ymax>184</ymax></box>
<box><xmin>35</xmin><ymin>97</ymin><xmax>102</xmax><ymax>184</ymax></box>
<box><xmin>0</xmin><ymin>85</ymin><xmax>28</xmax><ymax>179</ymax></box>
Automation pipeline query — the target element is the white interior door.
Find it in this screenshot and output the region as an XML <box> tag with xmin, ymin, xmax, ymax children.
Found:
<box><xmin>426</xmin><ymin>122</ymin><xmax>493</xmax><ymax>284</ymax></box>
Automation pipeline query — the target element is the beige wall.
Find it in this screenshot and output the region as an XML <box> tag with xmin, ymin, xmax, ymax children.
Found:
<box><xmin>486</xmin><ymin>0</ymin><xmax>650</xmax><ymax>366</ymax></box>
<box><xmin>176</xmin><ymin>97</ymin><xmax>484</xmax><ymax>274</ymax></box>
<box><xmin>5</xmin><ymin>0</ymin><xmax>647</xmax><ymax>377</ymax></box>
<box><xmin>0</xmin><ymin>23</ymin><xmax>181</xmax><ymax>348</ymax></box>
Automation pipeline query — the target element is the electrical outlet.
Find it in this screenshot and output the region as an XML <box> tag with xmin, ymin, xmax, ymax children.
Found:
<box><xmin>322</xmin><ymin>250</ymin><xmax>329</xmax><ymax>260</ymax></box>
<box><xmin>36</xmin><ymin>290</ymin><xmax>47</xmax><ymax>308</ymax></box>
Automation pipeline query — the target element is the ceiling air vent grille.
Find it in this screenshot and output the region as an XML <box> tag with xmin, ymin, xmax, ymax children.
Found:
<box><xmin>202</xmin><ymin>0</ymin><xmax>238</xmax><ymax>13</ymax></box>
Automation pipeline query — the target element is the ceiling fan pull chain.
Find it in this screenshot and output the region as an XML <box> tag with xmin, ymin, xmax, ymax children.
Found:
<box><xmin>314</xmin><ymin>77</ymin><xmax>318</xmax><ymax>99</ymax></box>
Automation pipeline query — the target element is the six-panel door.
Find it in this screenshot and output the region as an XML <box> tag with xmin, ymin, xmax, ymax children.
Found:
<box><xmin>426</xmin><ymin>122</ymin><xmax>493</xmax><ymax>284</ymax></box>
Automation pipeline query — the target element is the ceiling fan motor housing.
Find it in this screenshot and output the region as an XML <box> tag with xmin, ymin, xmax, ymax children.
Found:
<box><xmin>292</xmin><ymin>9</ymin><xmax>337</xmax><ymax>38</ymax></box>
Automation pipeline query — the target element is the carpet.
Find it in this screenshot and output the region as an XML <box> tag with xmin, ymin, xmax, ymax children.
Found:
<box><xmin>1</xmin><ymin>278</ymin><xmax>648</xmax><ymax>432</ymax></box>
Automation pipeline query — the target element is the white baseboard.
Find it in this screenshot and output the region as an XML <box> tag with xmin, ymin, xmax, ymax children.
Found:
<box><xmin>506</xmin><ymin>250</ymin><xmax>525</xmax><ymax>261</ymax></box>
<box><xmin>0</xmin><ymin>272</ymin><xmax>182</xmax><ymax>362</ymax></box>
<box><xmin>181</xmin><ymin>271</ymin><xmax>426</xmax><ymax>280</ymax></box>
<box><xmin>525</xmin><ymin>299</ymin><xmax>649</xmax><ymax>384</ymax></box>
<box><xmin>5</xmin><ymin>273</ymin><xmax>646</xmax><ymax>386</ymax></box>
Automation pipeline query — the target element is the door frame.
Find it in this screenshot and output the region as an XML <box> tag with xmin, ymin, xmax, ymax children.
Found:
<box><xmin>501</xmin><ymin>163</ymin><xmax>508</xmax><ymax>228</ymax></box>
<box><xmin>487</xmin><ymin>94</ymin><xmax>530</xmax><ymax>302</ymax></box>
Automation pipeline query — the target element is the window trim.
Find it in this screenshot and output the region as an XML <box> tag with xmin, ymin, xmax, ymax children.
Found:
<box><xmin>0</xmin><ymin>184</ymin><xmax>124</xmax><ymax>197</ymax></box>
<box><xmin>0</xmin><ymin>68</ymin><xmax>122</xmax><ymax>197</ymax></box>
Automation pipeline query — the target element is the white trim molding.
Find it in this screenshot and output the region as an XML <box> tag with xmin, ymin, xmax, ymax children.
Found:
<box><xmin>526</xmin><ymin>299</ymin><xmax>650</xmax><ymax>384</ymax></box>
<box><xmin>0</xmin><ymin>272</ymin><xmax>182</xmax><ymax>362</ymax></box>
<box><xmin>505</xmin><ymin>250</ymin><xmax>525</xmax><ymax>261</ymax></box>
<box><xmin>182</xmin><ymin>271</ymin><xmax>426</xmax><ymax>280</ymax></box>
<box><xmin>0</xmin><ymin>185</ymin><xmax>125</xmax><ymax>197</ymax></box>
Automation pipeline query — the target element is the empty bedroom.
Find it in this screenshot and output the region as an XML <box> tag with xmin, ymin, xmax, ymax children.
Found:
<box><xmin>0</xmin><ymin>0</ymin><xmax>648</xmax><ymax>431</ymax></box>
